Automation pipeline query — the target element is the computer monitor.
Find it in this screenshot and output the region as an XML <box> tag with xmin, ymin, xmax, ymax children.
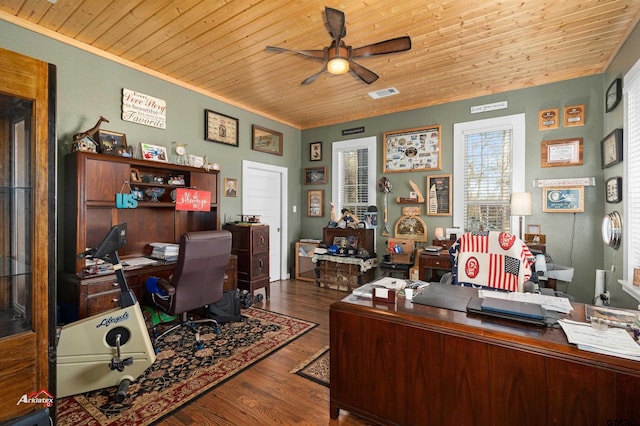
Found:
<box><xmin>93</xmin><ymin>223</ymin><xmax>127</xmax><ymax>260</ymax></box>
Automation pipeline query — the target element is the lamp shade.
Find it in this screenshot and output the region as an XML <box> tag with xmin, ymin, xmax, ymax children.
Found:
<box><xmin>510</xmin><ymin>192</ymin><xmax>532</xmax><ymax>216</ymax></box>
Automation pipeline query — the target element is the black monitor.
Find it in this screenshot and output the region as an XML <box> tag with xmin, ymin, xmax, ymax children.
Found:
<box><xmin>93</xmin><ymin>223</ymin><xmax>127</xmax><ymax>260</ymax></box>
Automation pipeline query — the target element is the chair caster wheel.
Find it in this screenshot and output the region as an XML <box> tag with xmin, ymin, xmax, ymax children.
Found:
<box><xmin>254</xmin><ymin>294</ymin><xmax>264</xmax><ymax>303</ymax></box>
<box><xmin>215</xmin><ymin>326</ymin><xmax>221</xmax><ymax>334</ymax></box>
<box><xmin>197</xmin><ymin>343</ymin><xmax>204</xmax><ymax>350</ymax></box>
<box><xmin>154</xmin><ymin>347</ymin><xmax>159</xmax><ymax>354</ymax></box>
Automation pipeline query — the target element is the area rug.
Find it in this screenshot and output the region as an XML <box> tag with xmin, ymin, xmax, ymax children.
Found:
<box><xmin>56</xmin><ymin>307</ymin><xmax>317</xmax><ymax>426</ymax></box>
<box><xmin>290</xmin><ymin>345</ymin><xmax>329</xmax><ymax>387</ymax></box>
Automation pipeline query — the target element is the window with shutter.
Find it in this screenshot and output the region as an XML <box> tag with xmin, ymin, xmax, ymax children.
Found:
<box><xmin>332</xmin><ymin>137</ymin><xmax>377</xmax><ymax>219</ymax></box>
<box><xmin>453</xmin><ymin>114</ymin><xmax>526</xmax><ymax>233</ymax></box>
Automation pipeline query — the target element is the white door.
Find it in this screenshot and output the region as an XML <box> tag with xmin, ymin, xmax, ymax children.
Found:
<box><xmin>242</xmin><ymin>161</ymin><xmax>288</xmax><ymax>281</ymax></box>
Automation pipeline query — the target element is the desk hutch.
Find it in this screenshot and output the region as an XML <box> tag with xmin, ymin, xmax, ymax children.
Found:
<box><xmin>60</xmin><ymin>151</ymin><xmax>226</xmax><ymax>319</ymax></box>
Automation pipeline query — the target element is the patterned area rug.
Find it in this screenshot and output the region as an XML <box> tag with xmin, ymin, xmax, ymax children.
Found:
<box><xmin>56</xmin><ymin>307</ymin><xmax>317</xmax><ymax>426</ymax></box>
<box><xmin>290</xmin><ymin>345</ymin><xmax>329</xmax><ymax>387</ymax></box>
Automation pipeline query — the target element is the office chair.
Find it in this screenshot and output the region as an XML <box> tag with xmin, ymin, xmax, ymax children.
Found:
<box><xmin>449</xmin><ymin>231</ymin><xmax>534</xmax><ymax>292</ymax></box>
<box><xmin>149</xmin><ymin>230</ymin><xmax>232</xmax><ymax>349</ymax></box>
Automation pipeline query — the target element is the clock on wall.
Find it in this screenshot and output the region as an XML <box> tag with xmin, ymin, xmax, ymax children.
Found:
<box><xmin>605</xmin><ymin>176</ymin><xmax>622</xmax><ymax>203</ymax></box>
<box><xmin>606</xmin><ymin>78</ymin><xmax>622</xmax><ymax>113</ymax></box>
<box><xmin>601</xmin><ymin>211</ymin><xmax>622</xmax><ymax>249</ymax></box>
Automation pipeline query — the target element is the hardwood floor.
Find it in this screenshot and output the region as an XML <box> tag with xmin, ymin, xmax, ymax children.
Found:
<box><xmin>158</xmin><ymin>279</ymin><xmax>372</xmax><ymax>426</ymax></box>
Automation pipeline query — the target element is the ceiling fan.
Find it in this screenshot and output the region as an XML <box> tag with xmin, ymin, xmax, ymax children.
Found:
<box><xmin>265</xmin><ymin>7</ymin><xmax>411</xmax><ymax>85</ymax></box>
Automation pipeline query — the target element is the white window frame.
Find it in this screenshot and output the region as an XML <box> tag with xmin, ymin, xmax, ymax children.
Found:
<box><xmin>453</xmin><ymin>113</ymin><xmax>526</xmax><ymax>232</ymax></box>
<box><xmin>331</xmin><ymin>136</ymin><xmax>377</xmax><ymax>217</ymax></box>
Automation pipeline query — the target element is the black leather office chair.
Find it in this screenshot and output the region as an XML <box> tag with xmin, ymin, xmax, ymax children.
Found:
<box><xmin>149</xmin><ymin>230</ymin><xmax>232</xmax><ymax>349</ymax></box>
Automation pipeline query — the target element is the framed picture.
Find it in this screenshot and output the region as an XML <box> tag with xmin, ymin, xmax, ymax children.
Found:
<box><xmin>224</xmin><ymin>178</ymin><xmax>238</xmax><ymax>197</ymax></box>
<box><xmin>383</xmin><ymin>125</ymin><xmax>441</xmax><ymax>173</ymax></box>
<box><xmin>527</xmin><ymin>224</ymin><xmax>541</xmax><ymax>234</ymax></box>
<box><xmin>426</xmin><ymin>174</ymin><xmax>452</xmax><ymax>216</ymax></box>
<box><xmin>304</xmin><ymin>166</ymin><xmax>327</xmax><ymax>185</ymax></box>
<box><xmin>394</xmin><ymin>215</ymin><xmax>428</xmax><ymax>241</ymax></box>
<box><xmin>542</xmin><ymin>186</ymin><xmax>584</xmax><ymax>213</ymax></box>
<box><xmin>188</xmin><ymin>154</ymin><xmax>205</xmax><ymax>168</ymax></box>
<box><xmin>540</xmin><ymin>138</ymin><xmax>583</xmax><ymax>167</ymax></box>
<box><xmin>252</xmin><ymin>125</ymin><xmax>283</xmax><ymax>155</ymax></box>
<box><xmin>601</xmin><ymin>128</ymin><xmax>623</xmax><ymax>168</ymax></box>
<box><xmin>140</xmin><ymin>142</ymin><xmax>168</xmax><ymax>162</ymax></box>
<box><xmin>606</xmin><ymin>78</ymin><xmax>622</xmax><ymax>113</ymax></box>
<box><xmin>310</xmin><ymin>141</ymin><xmax>322</xmax><ymax>161</ymax></box>
<box><xmin>205</xmin><ymin>109</ymin><xmax>239</xmax><ymax>147</ymax></box>
<box><xmin>605</xmin><ymin>176</ymin><xmax>622</xmax><ymax>203</ymax></box>
<box><xmin>130</xmin><ymin>168</ymin><xmax>141</xmax><ymax>182</ymax></box>
<box><xmin>96</xmin><ymin>129</ymin><xmax>127</xmax><ymax>155</ymax></box>
<box><xmin>307</xmin><ymin>190</ymin><xmax>324</xmax><ymax>217</ymax></box>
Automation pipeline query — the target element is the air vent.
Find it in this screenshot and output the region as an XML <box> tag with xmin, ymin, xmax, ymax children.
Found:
<box><xmin>368</xmin><ymin>87</ymin><xmax>400</xmax><ymax>99</ymax></box>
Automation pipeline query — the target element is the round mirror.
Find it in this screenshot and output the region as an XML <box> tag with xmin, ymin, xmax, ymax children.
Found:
<box><xmin>601</xmin><ymin>211</ymin><xmax>622</xmax><ymax>249</ymax></box>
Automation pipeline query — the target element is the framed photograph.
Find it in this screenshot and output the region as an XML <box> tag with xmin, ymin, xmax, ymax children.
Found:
<box><xmin>224</xmin><ymin>178</ymin><xmax>238</xmax><ymax>197</ymax></box>
<box><xmin>205</xmin><ymin>109</ymin><xmax>239</xmax><ymax>147</ymax></box>
<box><xmin>383</xmin><ymin>125</ymin><xmax>441</xmax><ymax>173</ymax></box>
<box><xmin>310</xmin><ymin>141</ymin><xmax>322</xmax><ymax>161</ymax></box>
<box><xmin>130</xmin><ymin>168</ymin><xmax>141</xmax><ymax>182</ymax></box>
<box><xmin>563</xmin><ymin>105</ymin><xmax>585</xmax><ymax>127</ymax></box>
<box><xmin>307</xmin><ymin>190</ymin><xmax>324</xmax><ymax>217</ymax></box>
<box><xmin>606</xmin><ymin>78</ymin><xmax>622</xmax><ymax>113</ymax></box>
<box><xmin>601</xmin><ymin>128</ymin><xmax>623</xmax><ymax>168</ymax></box>
<box><xmin>304</xmin><ymin>166</ymin><xmax>327</xmax><ymax>185</ymax></box>
<box><xmin>542</xmin><ymin>186</ymin><xmax>584</xmax><ymax>213</ymax></box>
<box><xmin>541</xmin><ymin>138</ymin><xmax>583</xmax><ymax>167</ymax></box>
<box><xmin>527</xmin><ymin>224</ymin><xmax>541</xmax><ymax>234</ymax></box>
<box><xmin>140</xmin><ymin>142</ymin><xmax>168</xmax><ymax>162</ymax></box>
<box><xmin>252</xmin><ymin>125</ymin><xmax>283</xmax><ymax>155</ymax></box>
<box><xmin>426</xmin><ymin>174</ymin><xmax>452</xmax><ymax>216</ymax></box>
<box><xmin>96</xmin><ymin>129</ymin><xmax>127</xmax><ymax>155</ymax></box>
<box><xmin>188</xmin><ymin>154</ymin><xmax>205</xmax><ymax>168</ymax></box>
<box><xmin>605</xmin><ymin>176</ymin><xmax>622</xmax><ymax>203</ymax></box>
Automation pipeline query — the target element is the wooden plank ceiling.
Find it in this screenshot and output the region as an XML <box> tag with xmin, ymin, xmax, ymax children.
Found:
<box><xmin>1</xmin><ymin>0</ymin><xmax>639</xmax><ymax>129</ymax></box>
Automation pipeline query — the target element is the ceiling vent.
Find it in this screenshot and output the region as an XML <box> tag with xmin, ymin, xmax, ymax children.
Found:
<box><xmin>368</xmin><ymin>87</ymin><xmax>400</xmax><ymax>99</ymax></box>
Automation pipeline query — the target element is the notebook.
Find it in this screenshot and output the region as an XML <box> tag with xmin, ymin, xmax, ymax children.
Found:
<box><xmin>466</xmin><ymin>297</ymin><xmax>546</xmax><ymax>326</ymax></box>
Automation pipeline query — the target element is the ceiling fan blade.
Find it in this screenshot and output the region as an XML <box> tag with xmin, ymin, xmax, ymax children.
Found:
<box><xmin>349</xmin><ymin>61</ymin><xmax>379</xmax><ymax>84</ymax></box>
<box><xmin>325</xmin><ymin>7</ymin><xmax>346</xmax><ymax>41</ymax></box>
<box><xmin>352</xmin><ymin>36</ymin><xmax>412</xmax><ymax>58</ymax></box>
<box><xmin>301</xmin><ymin>67</ymin><xmax>326</xmax><ymax>85</ymax></box>
<box><xmin>265</xmin><ymin>46</ymin><xmax>325</xmax><ymax>59</ymax></box>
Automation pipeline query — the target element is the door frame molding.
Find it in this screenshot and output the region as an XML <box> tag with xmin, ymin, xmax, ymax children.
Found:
<box><xmin>242</xmin><ymin>160</ymin><xmax>288</xmax><ymax>280</ymax></box>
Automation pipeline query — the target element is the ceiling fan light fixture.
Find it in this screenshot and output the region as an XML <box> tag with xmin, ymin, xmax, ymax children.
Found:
<box><xmin>327</xmin><ymin>57</ymin><xmax>350</xmax><ymax>75</ymax></box>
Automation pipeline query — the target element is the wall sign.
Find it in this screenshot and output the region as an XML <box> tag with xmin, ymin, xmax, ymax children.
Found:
<box><xmin>175</xmin><ymin>188</ymin><xmax>211</xmax><ymax>211</ymax></box>
<box><xmin>122</xmin><ymin>88</ymin><xmax>167</xmax><ymax>129</ymax></box>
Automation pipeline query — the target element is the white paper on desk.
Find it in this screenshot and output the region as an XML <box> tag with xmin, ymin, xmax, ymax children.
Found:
<box><xmin>558</xmin><ymin>319</ymin><xmax>640</xmax><ymax>361</ymax></box>
<box><xmin>123</xmin><ymin>257</ymin><xmax>160</xmax><ymax>268</ymax></box>
<box><xmin>478</xmin><ymin>290</ymin><xmax>573</xmax><ymax>313</ymax></box>
<box><xmin>352</xmin><ymin>277</ymin><xmax>406</xmax><ymax>298</ymax></box>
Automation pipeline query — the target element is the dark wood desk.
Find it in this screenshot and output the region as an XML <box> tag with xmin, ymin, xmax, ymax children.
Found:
<box><xmin>60</xmin><ymin>255</ymin><xmax>237</xmax><ymax>319</ymax></box>
<box><xmin>330</xmin><ymin>293</ymin><xmax>640</xmax><ymax>426</ymax></box>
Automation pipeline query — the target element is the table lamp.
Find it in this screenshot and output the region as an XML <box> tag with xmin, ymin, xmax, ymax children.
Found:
<box><xmin>510</xmin><ymin>192</ymin><xmax>532</xmax><ymax>240</ymax></box>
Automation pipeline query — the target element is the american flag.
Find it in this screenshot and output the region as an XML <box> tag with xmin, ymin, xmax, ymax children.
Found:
<box><xmin>452</xmin><ymin>231</ymin><xmax>533</xmax><ymax>292</ymax></box>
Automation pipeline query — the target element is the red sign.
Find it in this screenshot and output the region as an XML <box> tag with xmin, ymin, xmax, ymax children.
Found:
<box><xmin>175</xmin><ymin>188</ymin><xmax>211</xmax><ymax>211</ymax></box>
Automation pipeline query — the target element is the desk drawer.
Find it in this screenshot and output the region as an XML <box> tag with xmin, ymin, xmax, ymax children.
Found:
<box><xmin>420</xmin><ymin>256</ymin><xmax>451</xmax><ymax>269</ymax></box>
<box><xmin>87</xmin><ymin>290</ymin><xmax>121</xmax><ymax>316</ymax></box>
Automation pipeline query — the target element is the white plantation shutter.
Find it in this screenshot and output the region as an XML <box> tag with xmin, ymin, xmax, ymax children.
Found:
<box><xmin>332</xmin><ymin>137</ymin><xmax>376</xmax><ymax>219</ymax></box>
<box><xmin>624</xmin><ymin>60</ymin><xmax>640</xmax><ymax>298</ymax></box>
<box><xmin>453</xmin><ymin>114</ymin><xmax>526</xmax><ymax>233</ymax></box>
<box><xmin>463</xmin><ymin>129</ymin><xmax>513</xmax><ymax>232</ymax></box>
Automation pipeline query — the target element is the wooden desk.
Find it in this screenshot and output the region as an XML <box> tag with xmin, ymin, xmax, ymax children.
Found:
<box><xmin>419</xmin><ymin>251</ymin><xmax>452</xmax><ymax>282</ymax></box>
<box><xmin>60</xmin><ymin>255</ymin><xmax>237</xmax><ymax>319</ymax></box>
<box><xmin>330</xmin><ymin>293</ymin><xmax>640</xmax><ymax>426</ymax></box>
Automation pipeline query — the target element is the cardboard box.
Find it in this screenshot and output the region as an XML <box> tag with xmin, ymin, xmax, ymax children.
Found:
<box><xmin>389</xmin><ymin>238</ymin><xmax>415</xmax><ymax>264</ymax></box>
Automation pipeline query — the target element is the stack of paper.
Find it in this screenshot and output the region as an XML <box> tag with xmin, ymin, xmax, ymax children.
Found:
<box><xmin>150</xmin><ymin>242</ymin><xmax>180</xmax><ymax>261</ymax></box>
<box><xmin>479</xmin><ymin>289</ymin><xmax>573</xmax><ymax>313</ymax></box>
<box><xmin>352</xmin><ymin>277</ymin><xmax>407</xmax><ymax>298</ymax></box>
<box><xmin>558</xmin><ymin>319</ymin><xmax>640</xmax><ymax>361</ymax></box>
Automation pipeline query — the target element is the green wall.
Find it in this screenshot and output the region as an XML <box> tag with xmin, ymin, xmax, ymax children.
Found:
<box><xmin>0</xmin><ymin>19</ymin><xmax>303</xmax><ymax>271</ymax></box>
<box><xmin>301</xmin><ymin>75</ymin><xmax>629</xmax><ymax>307</ymax></box>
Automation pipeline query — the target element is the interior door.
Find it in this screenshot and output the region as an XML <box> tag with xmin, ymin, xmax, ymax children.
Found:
<box><xmin>242</xmin><ymin>161</ymin><xmax>288</xmax><ymax>281</ymax></box>
<box><xmin>0</xmin><ymin>48</ymin><xmax>56</xmax><ymax>423</ymax></box>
